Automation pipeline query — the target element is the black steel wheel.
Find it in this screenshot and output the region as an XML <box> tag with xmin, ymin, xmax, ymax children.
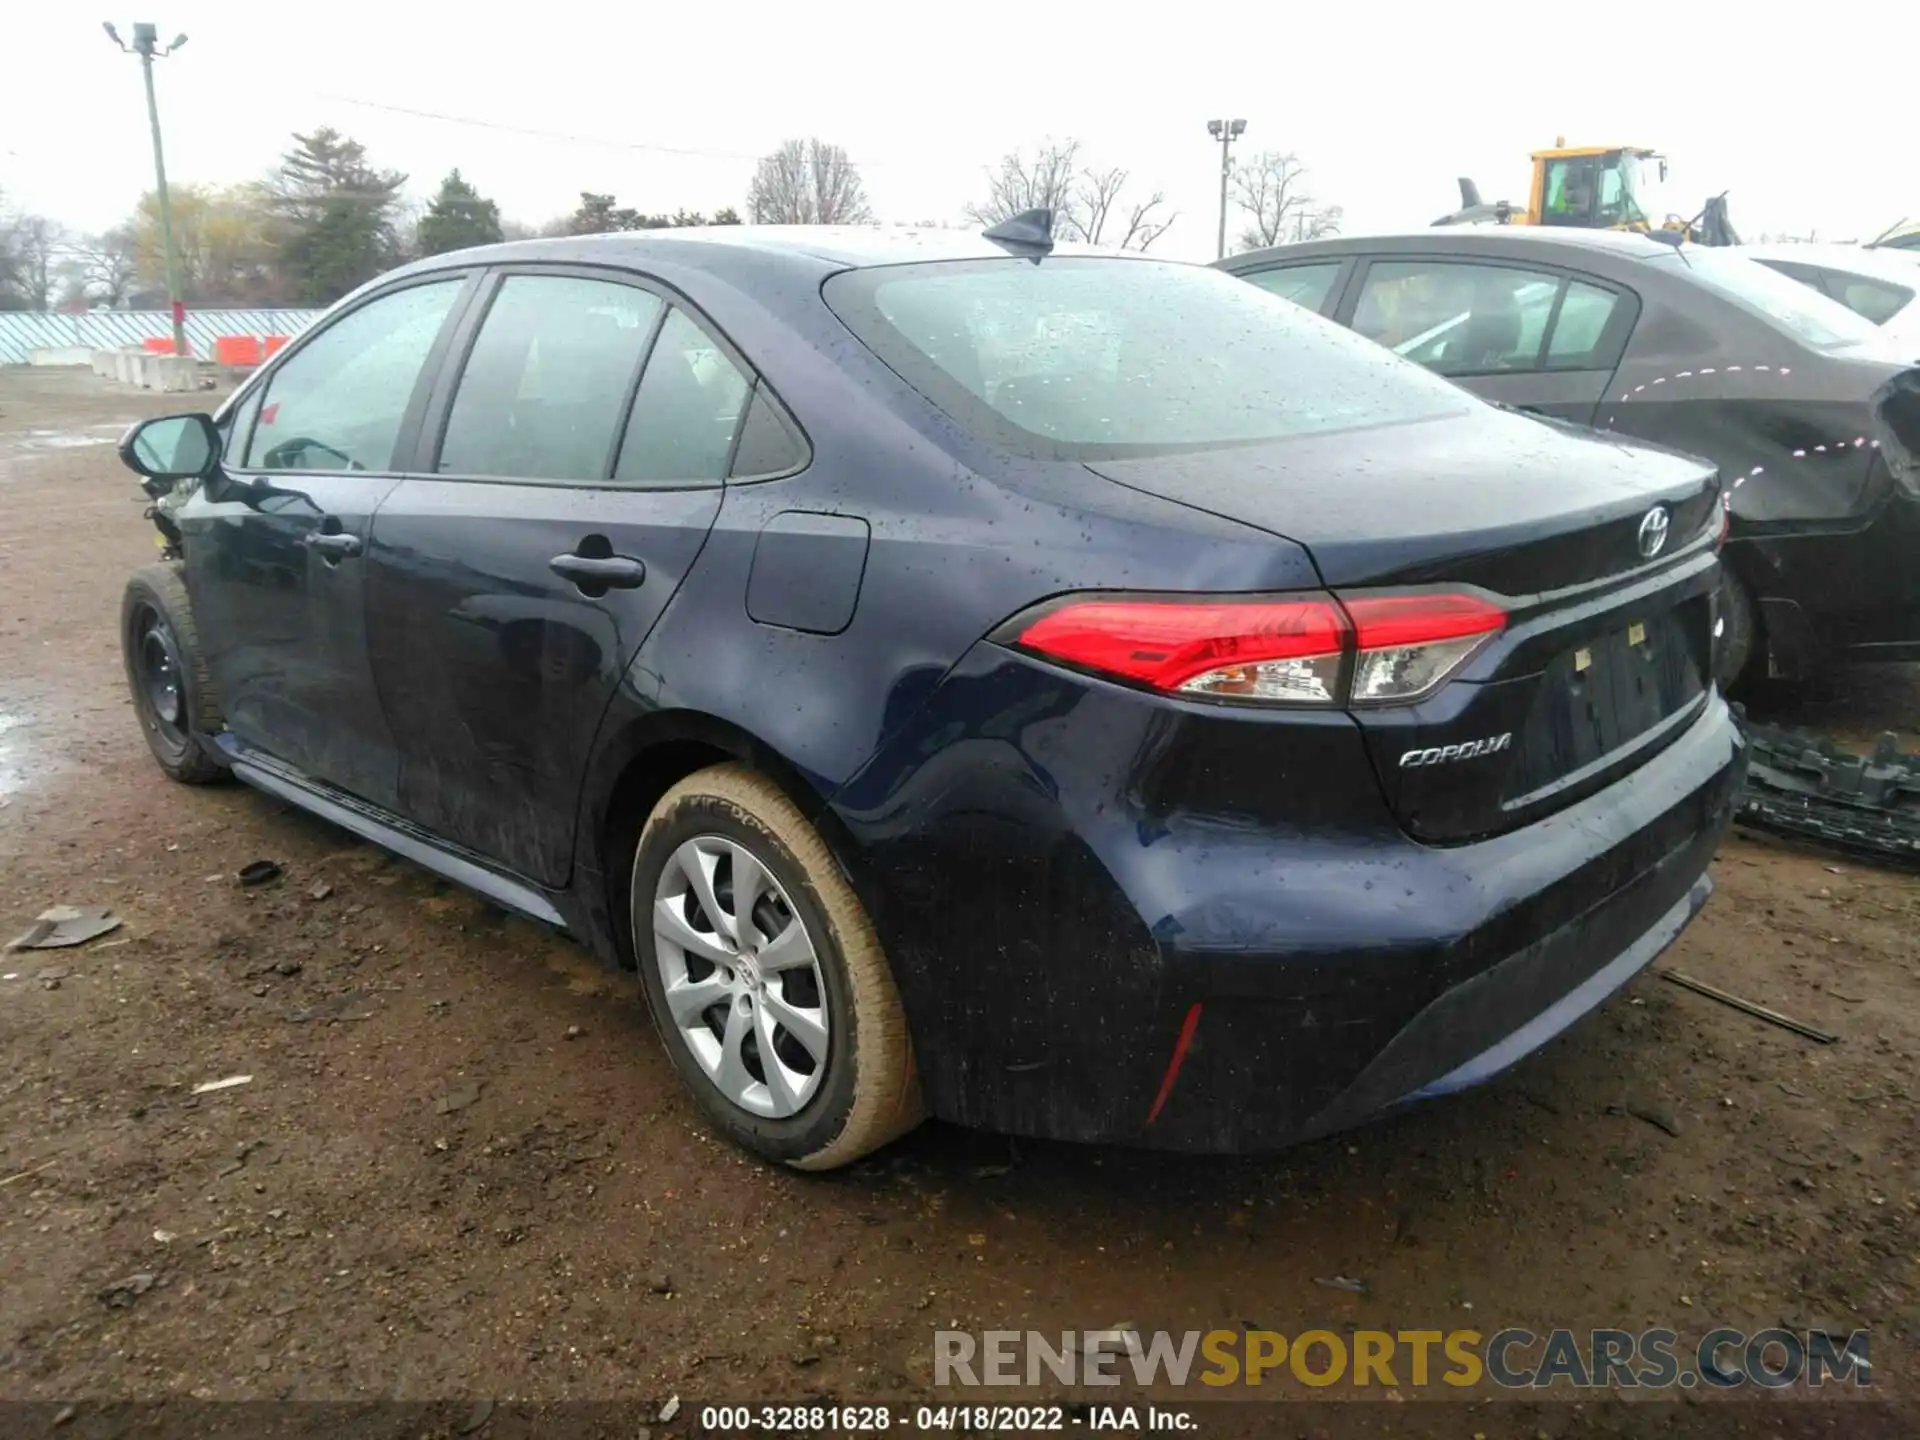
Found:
<box><xmin>120</xmin><ymin>564</ymin><xmax>227</xmax><ymax>784</ymax></box>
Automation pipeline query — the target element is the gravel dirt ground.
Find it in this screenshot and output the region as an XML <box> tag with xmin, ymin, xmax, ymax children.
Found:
<box><xmin>1</xmin><ymin>367</ymin><xmax>1915</xmax><ymax>1439</ymax></box>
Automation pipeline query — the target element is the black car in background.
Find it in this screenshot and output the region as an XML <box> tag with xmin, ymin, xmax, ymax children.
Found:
<box><xmin>1218</xmin><ymin>230</ymin><xmax>1920</xmax><ymax>689</ymax></box>
<box><xmin>116</xmin><ymin>227</ymin><xmax>1742</xmax><ymax>1168</ymax></box>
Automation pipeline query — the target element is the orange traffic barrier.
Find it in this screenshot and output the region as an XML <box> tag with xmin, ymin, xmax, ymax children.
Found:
<box><xmin>213</xmin><ymin>335</ymin><xmax>264</xmax><ymax>366</ymax></box>
<box><xmin>141</xmin><ymin>337</ymin><xmax>176</xmax><ymax>354</ymax></box>
<box><xmin>264</xmin><ymin>334</ymin><xmax>290</xmax><ymax>357</ymax></box>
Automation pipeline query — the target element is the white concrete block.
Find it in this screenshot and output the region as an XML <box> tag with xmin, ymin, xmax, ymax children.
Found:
<box><xmin>148</xmin><ymin>355</ymin><xmax>200</xmax><ymax>392</ymax></box>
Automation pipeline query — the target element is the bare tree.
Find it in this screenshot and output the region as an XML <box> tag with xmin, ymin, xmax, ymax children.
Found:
<box><xmin>966</xmin><ymin>141</ymin><xmax>1175</xmax><ymax>252</ymax></box>
<box><xmin>0</xmin><ymin>193</ymin><xmax>19</xmax><ymax>308</ymax></box>
<box><xmin>747</xmin><ymin>138</ymin><xmax>873</xmax><ymax>225</ymax></box>
<box><xmin>1231</xmin><ymin>150</ymin><xmax>1342</xmax><ymax>251</ymax></box>
<box><xmin>51</xmin><ymin>228</ymin><xmax>140</xmax><ymax>308</ymax></box>
<box><xmin>1078</xmin><ymin>165</ymin><xmax>1175</xmax><ymax>251</ymax></box>
<box><xmin>964</xmin><ymin>139</ymin><xmax>1084</xmax><ymax>231</ymax></box>
<box><xmin>8</xmin><ymin>215</ymin><xmax>66</xmax><ymax>311</ymax></box>
<box><xmin>79</xmin><ymin>227</ymin><xmax>141</xmax><ymax>306</ymax></box>
<box><xmin>1077</xmin><ymin>166</ymin><xmax>1127</xmax><ymax>244</ymax></box>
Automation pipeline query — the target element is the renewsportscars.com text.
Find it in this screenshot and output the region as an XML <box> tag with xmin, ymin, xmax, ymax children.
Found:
<box><xmin>934</xmin><ymin>1327</ymin><xmax>1872</xmax><ymax>1391</ymax></box>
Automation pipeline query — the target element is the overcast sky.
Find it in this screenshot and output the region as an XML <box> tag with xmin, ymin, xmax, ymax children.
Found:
<box><xmin>6</xmin><ymin>1</ymin><xmax>1915</xmax><ymax>261</ymax></box>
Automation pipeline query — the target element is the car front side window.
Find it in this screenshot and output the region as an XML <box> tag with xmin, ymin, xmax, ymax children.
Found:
<box><xmin>1241</xmin><ymin>262</ymin><xmax>1343</xmax><ymax>314</ymax></box>
<box><xmin>245</xmin><ymin>279</ymin><xmax>464</xmax><ymax>472</ymax></box>
<box><xmin>220</xmin><ymin>385</ymin><xmax>264</xmax><ymax>466</ymax></box>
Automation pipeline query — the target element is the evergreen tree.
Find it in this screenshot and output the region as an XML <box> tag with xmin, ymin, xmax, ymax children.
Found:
<box><xmin>268</xmin><ymin>128</ymin><xmax>405</xmax><ymax>303</ymax></box>
<box><xmin>567</xmin><ymin>192</ymin><xmax>637</xmax><ymax>234</ymax></box>
<box><xmin>416</xmin><ymin>170</ymin><xmax>503</xmax><ymax>256</ymax></box>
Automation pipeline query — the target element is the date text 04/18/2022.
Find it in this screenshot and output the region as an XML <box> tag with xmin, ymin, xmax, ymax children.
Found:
<box><xmin>698</xmin><ymin>1404</ymin><xmax>1197</xmax><ymax>1432</ymax></box>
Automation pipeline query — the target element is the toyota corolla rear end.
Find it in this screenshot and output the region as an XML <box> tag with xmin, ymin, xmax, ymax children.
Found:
<box><xmin>822</xmin><ymin>254</ymin><xmax>1747</xmax><ymax>1153</ymax></box>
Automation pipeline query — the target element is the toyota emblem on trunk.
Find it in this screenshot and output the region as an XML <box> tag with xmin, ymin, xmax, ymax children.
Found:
<box><xmin>1637</xmin><ymin>506</ymin><xmax>1670</xmax><ymax>559</ymax></box>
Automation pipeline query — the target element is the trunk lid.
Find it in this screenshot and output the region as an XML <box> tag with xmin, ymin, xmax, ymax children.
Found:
<box><xmin>1087</xmin><ymin>408</ymin><xmax>1724</xmax><ymax>842</ymax></box>
<box><xmin>1085</xmin><ymin>408</ymin><xmax>1720</xmax><ymax>591</ymax></box>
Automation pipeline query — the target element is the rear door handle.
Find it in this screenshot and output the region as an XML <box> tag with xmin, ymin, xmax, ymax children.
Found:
<box><xmin>302</xmin><ymin>531</ymin><xmax>362</xmax><ymax>558</ymax></box>
<box><xmin>550</xmin><ymin>552</ymin><xmax>647</xmax><ymax>589</ymax></box>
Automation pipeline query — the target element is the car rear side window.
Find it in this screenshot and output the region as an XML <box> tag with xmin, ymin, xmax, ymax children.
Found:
<box><xmin>728</xmin><ymin>384</ymin><xmax>808</xmax><ymax>479</ymax></box>
<box><xmin>614</xmin><ymin>308</ymin><xmax>754</xmax><ymax>486</ymax></box>
<box><xmin>1241</xmin><ymin>262</ymin><xmax>1342</xmax><ymax>313</ymax></box>
<box><xmin>246</xmin><ymin>279</ymin><xmax>463</xmax><ymax>472</ymax></box>
<box><xmin>1352</xmin><ymin>262</ymin><xmax>1559</xmax><ymax>375</ymax></box>
<box><xmin>824</xmin><ymin>258</ymin><xmax>1466</xmax><ymax>461</ymax></box>
<box><xmin>439</xmin><ymin>275</ymin><xmax>662</xmax><ymax>481</ymax></box>
<box><xmin>1832</xmin><ymin>274</ymin><xmax>1914</xmax><ymax>326</ymax></box>
<box><xmin>1645</xmin><ymin>250</ymin><xmax>1881</xmax><ymax>350</ymax></box>
<box><xmin>1545</xmin><ymin>280</ymin><xmax>1624</xmax><ymax>368</ymax></box>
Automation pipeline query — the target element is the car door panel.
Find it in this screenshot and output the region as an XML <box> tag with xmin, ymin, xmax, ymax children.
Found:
<box><xmin>182</xmin><ymin>273</ymin><xmax>477</xmax><ymax>809</ymax></box>
<box><xmin>190</xmin><ymin>474</ymin><xmax>401</xmax><ymax>802</ymax></box>
<box><xmin>366</xmin><ymin>480</ymin><xmax>722</xmax><ymax>886</ymax></box>
<box><xmin>365</xmin><ymin>268</ymin><xmax>747</xmax><ymax>887</ymax></box>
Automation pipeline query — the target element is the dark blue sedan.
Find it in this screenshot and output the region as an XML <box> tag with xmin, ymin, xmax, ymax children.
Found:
<box><xmin>115</xmin><ymin>223</ymin><xmax>1744</xmax><ymax>1167</ymax></box>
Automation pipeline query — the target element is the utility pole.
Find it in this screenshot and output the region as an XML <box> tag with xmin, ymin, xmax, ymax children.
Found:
<box><xmin>104</xmin><ymin>21</ymin><xmax>189</xmax><ymax>357</ymax></box>
<box><xmin>1206</xmin><ymin>118</ymin><xmax>1246</xmax><ymax>261</ymax></box>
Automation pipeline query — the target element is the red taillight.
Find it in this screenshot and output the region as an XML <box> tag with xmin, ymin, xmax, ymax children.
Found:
<box><xmin>1016</xmin><ymin>598</ymin><xmax>1349</xmax><ymax>703</ymax></box>
<box><xmin>1343</xmin><ymin>593</ymin><xmax>1506</xmax><ymax>649</ymax></box>
<box><xmin>1345</xmin><ymin>592</ymin><xmax>1505</xmax><ymax>705</ymax></box>
<box><xmin>1011</xmin><ymin>591</ymin><xmax>1506</xmax><ymax>706</ymax></box>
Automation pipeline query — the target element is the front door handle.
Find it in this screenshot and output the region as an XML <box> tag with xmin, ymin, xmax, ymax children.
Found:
<box><xmin>550</xmin><ymin>552</ymin><xmax>647</xmax><ymax>590</ymax></box>
<box><xmin>302</xmin><ymin>531</ymin><xmax>362</xmax><ymax>559</ymax></box>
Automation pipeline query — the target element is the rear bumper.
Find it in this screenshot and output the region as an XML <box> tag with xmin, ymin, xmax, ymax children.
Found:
<box><xmin>836</xmin><ymin>648</ymin><xmax>1746</xmax><ymax>1153</ymax></box>
<box><xmin>1287</xmin><ymin>863</ymin><xmax>1712</xmax><ymax>1144</ymax></box>
<box><xmin>1142</xmin><ymin>700</ymin><xmax>1740</xmax><ymax>1153</ymax></box>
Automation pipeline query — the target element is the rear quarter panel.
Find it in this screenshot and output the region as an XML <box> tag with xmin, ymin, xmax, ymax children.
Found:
<box><xmin>572</xmin><ymin>258</ymin><xmax>1325</xmax><ymax>908</ymax></box>
<box><xmin>1597</xmin><ymin>280</ymin><xmax>1886</xmax><ymax>526</ymax></box>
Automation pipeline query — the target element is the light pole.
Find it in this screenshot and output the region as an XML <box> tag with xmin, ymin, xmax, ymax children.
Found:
<box><xmin>1207</xmin><ymin>118</ymin><xmax>1246</xmax><ymax>261</ymax></box>
<box><xmin>104</xmin><ymin>21</ymin><xmax>189</xmax><ymax>357</ymax></box>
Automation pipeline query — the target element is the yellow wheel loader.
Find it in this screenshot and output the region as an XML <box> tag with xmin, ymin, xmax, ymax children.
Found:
<box><xmin>1435</xmin><ymin>140</ymin><xmax>1739</xmax><ymax>247</ymax></box>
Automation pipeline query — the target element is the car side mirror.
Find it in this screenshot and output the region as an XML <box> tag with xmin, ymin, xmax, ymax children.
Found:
<box><xmin>117</xmin><ymin>412</ymin><xmax>222</xmax><ymax>490</ymax></box>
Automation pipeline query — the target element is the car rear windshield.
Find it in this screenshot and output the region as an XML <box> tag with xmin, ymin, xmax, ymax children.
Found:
<box><xmin>1644</xmin><ymin>249</ymin><xmax>1884</xmax><ymax>350</ymax></box>
<box><xmin>823</xmin><ymin>257</ymin><xmax>1470</xmax><ymax>460</ymax></box>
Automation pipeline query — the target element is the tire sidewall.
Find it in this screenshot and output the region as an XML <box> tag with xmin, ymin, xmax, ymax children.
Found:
<box><xmin>1713</xmin><ymin>567</ymin><xmax>1757</xmax><ymax>695</ymax></box>
<box><xmin>631</xmin><ymin>789</ymin><xmax>862</xmax><ymax>1165</ymax></box>
<box><xmin>121</xmin><ymin>573</ymin><xmax>200</xmax><ymax>773</ymax></box>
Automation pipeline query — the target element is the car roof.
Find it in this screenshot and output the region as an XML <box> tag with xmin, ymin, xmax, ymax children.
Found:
<box><xmin>405</xmin><ymin>225</ymin><xmax>1134</xmax><ymax>278</ymax></box>
<box><xmin>1221</xmin><ymin>226</ymin><xmax>1688</xmax><ymax>270</ymax></box>
<box><xmin>1741</xmin><ymin>241</ymin><xmax>1920</xmax><ymax>282</ymax></box>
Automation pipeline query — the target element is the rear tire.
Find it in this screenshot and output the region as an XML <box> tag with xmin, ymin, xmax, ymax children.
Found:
<box><xmin>120</xmin><ymin>563</ymin><xmax>227</xmax><ymax>785</ymax></box>
<box><xmin>1712</xmin><ymin>568</ymin><xmax>1758</xmax><ymax>696</ymax></box>
<box><xmin>631</xmin><ymin>764</ymin><xmax>922</xmax><ymax>1170</ymax></box>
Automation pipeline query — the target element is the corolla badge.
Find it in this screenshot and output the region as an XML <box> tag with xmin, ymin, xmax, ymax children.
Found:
<box><xmin>1399</xmin><ymin>733</ymin><xmax>1512</xmax><ymax>768</ymax></box>
<box><xmin>1637</xmin><ymin>505</ymin><xmax>1671</xmax><ymax>559</ymax></box>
